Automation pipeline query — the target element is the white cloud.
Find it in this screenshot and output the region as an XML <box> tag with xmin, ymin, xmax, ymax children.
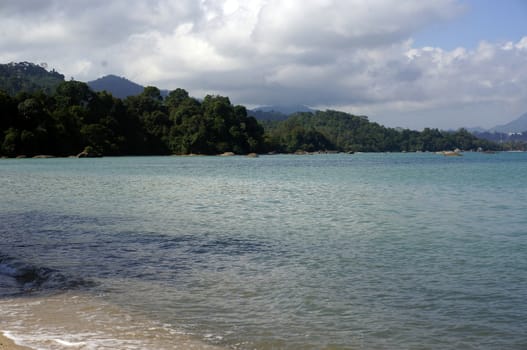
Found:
<box><xmin>515</xmin><ymin>37</ymin><xmax>527</xmax><ymax>50</ymax></box>
<box><xmin>0</xmin><ymin>0</ymin><xmax>526</xmax><ymax>128</ymax></box>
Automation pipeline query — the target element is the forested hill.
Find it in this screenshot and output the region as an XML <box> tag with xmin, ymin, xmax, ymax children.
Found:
<box><xmin>0</xmin><ymin>81</ymin><xmax>499</xmax><ymax>157</ymax></box>
<box><xmin>264</xmin><ymin>110</ymin><xmax>498</xmax><ymax>153</ymax></box>
<box><xmin>87</xmin><ymin>75</ymin><xmax>144</xmax><ymax>99</ymax></box>
<box><xmin>0</xmin><ymin>63</ymin><xmax>501</xmax><ymax>157</ymax></box>
<box><xmin>0</xmin><ymin>81</ymin><xmax>266</xmax><ymax>157</ymax></box>
<box><xmin>87</xmin><ymin>75</ymin><xmax>170</xmax><ymax>99</ymax></box>
<box><xmin>248</xmin><ymin>105</ymin><xmax>315</xmax><ymax>122</ymax></box>
<box><xmin>0</xmin><ymin>62</ymin><xmax>65</xmax><ymax>95</ymax></box>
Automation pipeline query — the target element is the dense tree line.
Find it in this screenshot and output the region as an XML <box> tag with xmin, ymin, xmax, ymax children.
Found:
<box><xmin>263</xmin><ymin>110</ymin><xmax>499</xmax><ymax>153</ymax></box>
<box><xmin>0</xmin><ymin>82</ymin><xmax>500</xmax><ymax>157</ymax></box>
<box><xmin>0</xmin><ymin>64</ymin><xmax>501</xmax><ymax>157</ymax></box>
<box><xmin>0</xmin><ymin>82</ymin><xmax>265</xmax><ymax>157</ymax></box>
<box><xmin>0</xmin><ymin>62</ymin><xmax>65</xmax><ymax>96</ymax></box>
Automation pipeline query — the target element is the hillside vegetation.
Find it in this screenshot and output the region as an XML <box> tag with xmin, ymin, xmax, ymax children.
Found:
<box><xmin>0</xmin><ymin>62</ymin><xmax>500</xmax><ymax>157</ymax></box>
<box><xmin>0</xmin><ymin>62</ymin><xmax>65</xmax><ymax>95</ymax></box>
<box><xmin>0</xmin><ymin>82</ymin><xmax>265</xmax><ymax>157</ymax></box>
<box><xmin>264</xmin><ymin>110</ymin><xmax>496</xmax><ymax>153</ymax></box>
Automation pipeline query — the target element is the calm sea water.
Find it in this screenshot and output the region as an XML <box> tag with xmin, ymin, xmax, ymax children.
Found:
<box><xmin>1</xmin><ymin>153</ymin><xmax>526</xmax><ymax>349</ymax></box>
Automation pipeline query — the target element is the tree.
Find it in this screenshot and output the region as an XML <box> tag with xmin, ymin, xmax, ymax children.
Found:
<box><xmin>55</xmin><ymin>81</ymin><xmax>95</xmax><ymax>108</ymax></box>
<box><xmin>0</xmin><ymin>90</ymin><xmax>16</xmax><ymax>132</ymax></box>
<box><xmin>124</xmin><ymin>87</ymin><xmax>170</xmax><ymax>154</ymax></box>
<box><xmin>165</xmin><ymin>88</ymin><xmax>190</xmax><ymax>110</ymax></box>
<box><xmin>2</xmin><ymin>128</ymin><xmax>19</xmax><ymax>156</ymax></box>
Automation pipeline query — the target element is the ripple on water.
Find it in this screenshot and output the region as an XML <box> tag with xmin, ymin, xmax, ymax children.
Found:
<box><xmin>0</xmin><ymin>154</ymin><xmax>526</xmax><ymax>349</ymax></box>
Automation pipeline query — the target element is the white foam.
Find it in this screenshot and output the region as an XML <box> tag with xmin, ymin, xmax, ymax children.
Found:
<box><xmin>0</xmin><ymin>293</ymin><xmax>226</xmax><ymax>350</ymax></box>
<box><xmin>54</xmin><ymin>338</ymin><xmax>87</xmax><ymax>346</ymax></box>
<box><xmin>204</xmin><ymin>333</ymin><xmax>224</xmax><ymax>341</ymax></box>
<box><xmin>1</xmin><ymin>330</ymin><xmax>31</xmax><ymax>349</ymax></box>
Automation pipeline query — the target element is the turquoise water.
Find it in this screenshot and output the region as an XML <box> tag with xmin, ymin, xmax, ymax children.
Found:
<box><xmin>1</xmin><ymin>153</ymin><xmax>526</xmax><ymax>349</ymax></box>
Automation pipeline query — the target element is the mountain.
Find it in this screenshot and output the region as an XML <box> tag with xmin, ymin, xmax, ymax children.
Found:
<box><xmin>490</xmin><ymin>112</ymin><xmax>527</xmax><ymax>133</ymax></box>
<box><xmin>466</xmin><ymin>126</ymin><xmax>488</xmax><ymax>133</ymax></box>
<box><xmin>248</xmin><ymin>109</ymin><xmax>288</xmax><ymax>121</ymax></box>
<box><xmin>249</xmin><ymin>104</ymin><xmax>317</xmax><ymax>121</ymax></box>
<box><xmin>87</xmin><ymin>74</ymin><xmax>170</xmax><ymax>99</ymax></box>
<box><xmin>0</xmin><ymin>61</ymin><xmax>65</xmax><ymax>95</ymax></box>
<box><xmin>87</xmin><ymin>75</ymin><xmax>145</xmax><ymax>99</ymax></box>
<box><xmin>254</xmin><ymin>104</ymin><xmax>316</xmax><ymax>114</ymax></box>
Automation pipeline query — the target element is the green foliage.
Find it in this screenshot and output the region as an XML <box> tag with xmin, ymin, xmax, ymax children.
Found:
<box><xmin>264</xmin><ymin>110</ymin><xmax>499</xmax><ymax>153</ymax></box>
<box><xmin>2</xmin><ymin>128</ymin><xmax>19</xmax><ymax>156</ymax></box>
<box><xmin>0</xmin><ymin>83</ymin><xmax>266</xmax><ymax>156</ymax></box>
<box><xmin>168</xmin><ymin>94</ymin><xmax>265</xmax><ymax>155</ymax></box>
<box><xmin>0</xmin><ymin>62</ymin><xmax>65</xmax><ymax>96</ymax></box>
<box><xmin>0</xmin><ymin>65</ymin><xmax>498</xmax><ymax>157</ymax></box>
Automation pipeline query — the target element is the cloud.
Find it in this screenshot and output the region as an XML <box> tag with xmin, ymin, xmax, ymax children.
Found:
<box><xmin>0</xmin><ymin>0</ymin><xmax>526</xmax><ymax>128</ymax></box>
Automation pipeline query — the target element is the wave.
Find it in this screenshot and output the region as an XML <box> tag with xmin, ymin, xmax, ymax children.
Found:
<box><xmin>0</xmin><ymin>254</ymin><xmax>96</xmax><ymax>296</ymax></box>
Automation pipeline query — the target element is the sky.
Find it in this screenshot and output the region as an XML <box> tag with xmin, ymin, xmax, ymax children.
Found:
<box><xmin>1</xmin><ymin>0</ymin><xmax>526</xmax><ymax>129</ymax></box>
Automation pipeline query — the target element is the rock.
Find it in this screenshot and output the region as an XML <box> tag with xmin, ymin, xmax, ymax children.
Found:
<box><xmin>76</xmin><ymin>146</ymin><xmax>102</xmax><ymax>158</ymax></box>
<box><xmin>32</xmin><ymin>155</ymin><xmax>55</xmax><ymax>158</ymax></box>
<box><xmin>246</xmin><ymin>153</ymin><xmax>259</xmax><ymax>158</ymax></box>
<box><xmin>76</xmin><ymin>150</ymin><xmax>102</xmax><ymax>158</ymax></box>
<box><xmin>442</xmin><ymin>151</ymin><xmax>462</xmax><ymax>156</ymax></box>
<box><xmin>219</xmin><ymin>152</ymin><xmax>235</xmax><ymax>156</ymax></box>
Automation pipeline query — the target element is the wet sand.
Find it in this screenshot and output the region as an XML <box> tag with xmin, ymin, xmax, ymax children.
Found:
<box><xmin>0</xmin><ymin>334</ymin><xmax>31</xmax><ymax>350</ymax></box>
<box><xmin>0</xmin><ymin>292</ymin><xmax>225</xmax><ymax>350</ymax></box>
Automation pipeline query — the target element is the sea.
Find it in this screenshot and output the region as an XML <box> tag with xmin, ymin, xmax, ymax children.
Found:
<box><xmin>0</xmin><ymin>153</ymin><xmax>526</xmax><ymax>349</ymax></box>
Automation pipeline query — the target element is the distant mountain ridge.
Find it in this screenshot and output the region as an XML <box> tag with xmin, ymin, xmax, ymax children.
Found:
<box><xmin>87</xmin><ymin>75</ymin><xmax>143</xmax><ymax>98</ymax></box>
<box><xmin>469</xmin><ymin>112</ymin><xmax>527</xmax><ymax>144</ymax></box>
<box><xmin>490</xmin><ymin>112</ymin><xmax>527</xmax><ymax>133</ymax></box>
<box><xmin>249</xmin><ymin>104</ymin><xmax>317</xmax><ymax>121</ymax></box>
<box><xmin>87</xmin><ymin>74</ymin><xmax>169</xmax><ymax>99</ymax></box>
<box><xmin>254</xmin><ymin>104</ymin><xmax>315</xmax><ymax>115</ymax></box>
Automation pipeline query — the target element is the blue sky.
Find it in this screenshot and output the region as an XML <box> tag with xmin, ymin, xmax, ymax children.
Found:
<box><xmin>413</xmin><ymin>0</ymin><xmax>527</xmax><ymax>49</ymax></box>
<box><xmin>1</xmin><ymin>0</ymin><xmax>526</xmax><ymax>130</ymax></box>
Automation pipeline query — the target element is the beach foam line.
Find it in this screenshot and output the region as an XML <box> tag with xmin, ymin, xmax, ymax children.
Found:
<box><xmin>53</xmin><ymin>339</ymin><xmax>87</xmax><ymax>347</ymax></box>
<box><xmin>0</xmin><ymin>331</ymin><xmax>32</xmax><ymax>350</ymax></box>
<box><xmin>0</xmin><ymin>292</ymin><xmax>225</xmax><ymax>350</ymax></box>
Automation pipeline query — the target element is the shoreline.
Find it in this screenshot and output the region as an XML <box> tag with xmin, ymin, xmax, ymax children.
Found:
<box><xmin>2</xmin><ymin>150</ymin><xmax>520</xmax><ymax>160</ymax></box>
<box><xmin>0</xmin><ymin>333</ymin><xmax>31</xmax><ymax>350</ymax></box>
<box><xmin>0</xmin><ymin>292</ymin><xmax>226</xmax><ymax>350</ymax></box>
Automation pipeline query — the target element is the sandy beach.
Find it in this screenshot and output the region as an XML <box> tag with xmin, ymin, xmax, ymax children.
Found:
<box><xmin>0</xmin><ymin>292</ymin><xmax>226</xmax><ymax>350</ymax></box>
<box><xmin>0</xmin><ymin>334</ymin><xmax>31</xmax><ymax>350</ymax></box>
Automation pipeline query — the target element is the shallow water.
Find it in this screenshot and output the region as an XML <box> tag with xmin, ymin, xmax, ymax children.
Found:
<box><xmin>1</xmin><ymin>153</ymin><xmax>526</xmax><ymax>349</ymax></box>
